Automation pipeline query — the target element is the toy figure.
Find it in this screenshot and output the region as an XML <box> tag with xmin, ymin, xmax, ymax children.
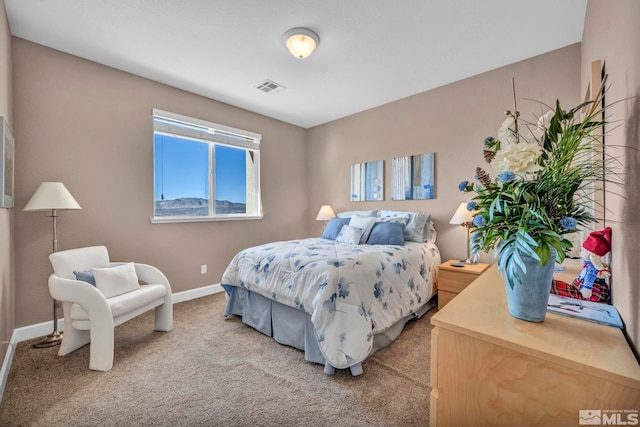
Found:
<box><xmin>574</xmin><ymin>227</ymin><xmax>611</xmax><ymax>300</ymax></box>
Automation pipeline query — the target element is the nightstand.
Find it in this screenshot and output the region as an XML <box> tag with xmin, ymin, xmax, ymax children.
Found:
<box><xmin>437</xmin><ymin>259</ymin><xmax>490</xmax><ymax>309</ymax></box>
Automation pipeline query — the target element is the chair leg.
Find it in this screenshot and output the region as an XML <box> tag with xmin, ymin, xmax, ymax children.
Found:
<box><xmin>154</xmin><ymin>302</ymin><xmax>173</xmax><ymax>332</ymax></box>
<box><xmin>88</xmin><ymin>322</ymin><xmax>115</xmax><ymax>371</ymax></box>
<box><xmin>58</xmin><ymin>326</ymin><xmax>90</xmax><ymax>356</ymax></box>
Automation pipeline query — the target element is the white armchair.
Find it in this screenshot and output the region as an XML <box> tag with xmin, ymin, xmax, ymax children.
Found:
<box><xmin>48</xmin><ymin>246</ymin><xmax>173</xmax><ymax>371</ymax></box>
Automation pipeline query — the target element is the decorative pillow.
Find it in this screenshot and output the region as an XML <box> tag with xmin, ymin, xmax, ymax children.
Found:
<box><xmin>349</xmin><ymin>214</ymin><xmax>377</xmax><ymax>243</ymax></box>
<box><xmin>73</xmin><ymin>270</ymin><xmax>97</xmax><ymax>286</ymax></box>
<box><xmin>92</xmin><ymin>262</ymin><xmax>140</xmax><ymax>298</ymax></box>
<box><xmin>321</xmin><ymin>217</ymin><xmax>351</xmax><ymax>240</ymax></box>
<box><xmin>335</xmin><ymin>225</ymin><xmax>364</xmax><ymax>245</ymax></box>
<box><xmin>427</xmin><ymin>219</ymin><xmax>437</xmax><ymax>243</ymax></box>
<box><xmin>421</xmin><ymin>216</ymin><xmax>433</xmax><ymax>242</ymax></box>
<box><xmin>376</xmin><ymin>216</ymin><xmax>408</xmax><ymax>225</ymax></box>
<box><xmin>337</xmin><ymin>209</ymin><xmax>379</xmax><ymax>218</ymax></box>
<box><xmin>367</xmin><ymin>222</ymin><xmax>405</xmax><ymax>246</ymax></box>
<box><xmin>379</xmin><ymin>210</ymin><xmax>430</xmax><ymax>243</ymax></box>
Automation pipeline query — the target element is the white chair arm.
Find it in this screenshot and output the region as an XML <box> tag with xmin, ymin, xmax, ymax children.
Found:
<box><xmin>111</xmin><ymin>262</ymin><xmax>172</xmax><ymax>295</ymax></box>
<box><xmin>48</xmin><ymin>274</ymin><xmax>112</xmax><ymax>320</ymax></box>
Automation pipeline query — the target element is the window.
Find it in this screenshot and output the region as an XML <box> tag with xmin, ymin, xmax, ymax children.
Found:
<box><xmin>152</xmin><ymin>109</ymin><xmax>262</xmax><ymax>222</ymax></box>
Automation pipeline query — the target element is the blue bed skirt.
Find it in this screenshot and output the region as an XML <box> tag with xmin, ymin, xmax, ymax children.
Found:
<box><xmin>223</xmin><ymin>285</ymin><xmax>436</xmax><ymax>376</ymax></box>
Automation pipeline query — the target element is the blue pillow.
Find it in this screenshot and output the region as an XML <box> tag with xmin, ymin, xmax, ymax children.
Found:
<box><xmin>73</xmin><ymin>270</ymin><xmax>97</xmax><ymax>286</ymax></box>
<box><xmin>380</xmin><ymin>210</ymin><xmax>430</xmax><ymax>242</ymax></box>
<box><xmin>321</xmin><ymin>218</ymin><xmax>351</xmax><ymax>240</ymax></box>
<box><xmin>367</xmin><ymin>222</ymin><xmax>405</xmax><ymax>246</ymax></box>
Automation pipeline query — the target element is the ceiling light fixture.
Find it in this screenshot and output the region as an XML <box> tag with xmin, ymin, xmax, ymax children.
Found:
<box><xmin>283</xmin><ymin>27</ymin><xmax>319</xmax><ymax>59</ymax></box>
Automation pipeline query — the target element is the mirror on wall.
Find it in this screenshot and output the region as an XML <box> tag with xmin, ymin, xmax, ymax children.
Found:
<box><xmin>391</xmin><ymin>153</ymin><xmax>435</xmax><ymax>200</ymax></box>
<box><xmin>351</xmin><ymin>160</ymin><xmax>384</xmax><ymax>201</ymax></box>
<box><xmin>0</xmin><ymin>117</ymin><xmax>14</xmax><ymax>208</ymax></box>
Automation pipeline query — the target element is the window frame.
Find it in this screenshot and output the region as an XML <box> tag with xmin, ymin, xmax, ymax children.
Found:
<box><xmin>150</xmin><ymin>108</ymin><xmax>262</xmax><ymax>223</ymax></box>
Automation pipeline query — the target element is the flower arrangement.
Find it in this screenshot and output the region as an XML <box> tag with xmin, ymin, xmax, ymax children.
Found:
<box><xmin>459</xmin><ymin>86</ymin><xmax>619</xmax><ymax>288</ymax></box>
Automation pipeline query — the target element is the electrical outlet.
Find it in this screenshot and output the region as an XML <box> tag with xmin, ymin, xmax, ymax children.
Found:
<box><xmin>200</xmin><ymin>265</ymin><xmax>207</xmax><ymax>274</ymax></box>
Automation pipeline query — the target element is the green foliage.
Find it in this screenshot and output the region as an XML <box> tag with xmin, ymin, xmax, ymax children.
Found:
<box><xmin>463</xmin><ymin>91</ymin><xmax>620</xmax><ymax>288</ymax></box>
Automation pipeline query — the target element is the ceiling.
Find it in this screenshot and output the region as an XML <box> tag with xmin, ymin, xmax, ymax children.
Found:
<box><xmin>5</xmin><ymin>0</ymin><xmax>588</xmax><ymax>129</ymax></box>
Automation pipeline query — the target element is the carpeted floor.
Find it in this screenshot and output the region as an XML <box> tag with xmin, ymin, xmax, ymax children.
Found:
<box><xmin>0</xmin><ymin>292</ymin><xmax>435</xmax><ymax>426</ymax></box>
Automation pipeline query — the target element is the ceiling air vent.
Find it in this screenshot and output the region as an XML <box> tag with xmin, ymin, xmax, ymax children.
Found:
<box><xmin>255</xmin><ymin>79</ymin><xmax>286</xmax><ymax>94</ymax></box>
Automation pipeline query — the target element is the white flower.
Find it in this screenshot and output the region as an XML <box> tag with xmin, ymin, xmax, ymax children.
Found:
<box><xmin>536</xmin><ymin>110</ymin><xmax>562</xmax><ymax>141</ymax></box>
<box><xmin>536</xmin><ymin>110</ymin><xmax>554</xmax><ymax>131</ymax></box>
<box><xmin>497</xmin><ymin>116</ymin><xmax>518</xmax><ymax>144</ymax></box>
<box><xmin>491</xmin><ymin>141</ymin><xmax>543</xmax><ymax>175</ymax></box>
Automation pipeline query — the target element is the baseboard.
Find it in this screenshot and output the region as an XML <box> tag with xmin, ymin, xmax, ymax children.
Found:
<box><xmin>0</xmin><ymin>283</ymin><xmax>224</xmax><ymax>404</ymax></box>
<box><xmin>0</xmin><ymin>331</ymin><xmax>18</xmax><ymax>405</ymax></box>
<box><xmin>172</xmin><ymin>283</ymin><xmax>223</xmax><ymax>304</ymax></box>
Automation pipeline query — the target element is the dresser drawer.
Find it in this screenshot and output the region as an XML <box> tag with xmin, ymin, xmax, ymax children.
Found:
<box><xmin>438</xmin><ymin>269</ymin><xmax>478</xmax><ymax>293</ymax></box>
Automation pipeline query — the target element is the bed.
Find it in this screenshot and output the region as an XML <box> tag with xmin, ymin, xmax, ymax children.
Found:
<box><xmin>221</xmin><ymin>210</ymin><xmax>440</xmax><ymax>375</ymax></box>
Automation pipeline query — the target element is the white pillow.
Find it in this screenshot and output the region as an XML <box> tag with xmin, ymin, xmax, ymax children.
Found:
<box><xmin>336</xmin><ymin>209</ymin><xmax>378</xmax><ymax>218</ymax></box>
<box><xmin>349</xmin><ymin>215</ymin><xmax>377</xmax><ymax>243</ymax></box>
<box><xmin>335</xmin><ymin>225</ymin><xmax>363</xmax><ymax>245</ymax></box>
<box><xmin>376</xmin><ymin>216</ymin><xmax>408</xmax><ymax>225</ymax></box>
<box><xmin>92</xmin><ymin>262</ymin><xmax>140</xmax><ymax>298</ymax></box>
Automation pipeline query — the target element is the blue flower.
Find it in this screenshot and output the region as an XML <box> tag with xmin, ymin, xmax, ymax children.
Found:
<box><xmin>484</xmin><ymin>136</ymin><xmax>495</xmax><ymax>145</ymax></box>
<box><xmin>560</xmin><ymin>216</ymin><xmax>577</xmax><ymax>230</ymax></box>
<box><xmin>466</xmin><ymin>201</ymin><xmax>477</xmax><ymax>211</ymax></box>
<box><xmin>458</xmin><ymin>181</ymin><xmax>469</xmax><ymax>191</ymax></box>
<box><xmin>473</xmin><ymin>215</ymin><xmax>487</xmax><ymax>227</ymax></box>
<box><xmin>337</xmin><ymin>278</ymin><xmax>350</xmax><ymax>299</ymax></box>
<box><xmin>373</xmin><ymin>282</ymin><xmax>384</xmax><ymax>301</ymax></box>
<box><xmin>498</xmin><ymin>171</ymin><xmax>516</xmax><ymax>183</ymax></box>
<box><xmin>323</xmin><ymin>294</ymin><xmax>337</xmax><ymax>313</ymax></box>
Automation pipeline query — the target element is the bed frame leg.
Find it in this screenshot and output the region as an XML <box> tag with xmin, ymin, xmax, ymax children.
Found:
<box><xmin>324</xmin><ymin>363</ymin><xmax>336</xmax><ymax>375</ymax></box>
<box><xmin>349</xmin><ymin>363</ymin><xmax>363</xmax><ymax>376</ymax></box>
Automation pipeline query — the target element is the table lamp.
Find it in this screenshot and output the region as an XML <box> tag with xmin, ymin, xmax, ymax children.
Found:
<box><xmin>449</xmin><ymin>202</ymin><xmax>476</xmax><ymax>264</ymax></box>
<box><xmin>315</xmin><ymin>205</ymin><xmax>336</xmax><ymax>222</ymax></box>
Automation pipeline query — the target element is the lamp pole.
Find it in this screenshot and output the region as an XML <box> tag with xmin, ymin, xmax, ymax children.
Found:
<box><xmin>463</xmin><ymin>221</ymin><xmax>476</xmax><ymax>265</ymax></box>
<box><xmin>33</xmin><ymin>208</ymin><xmax>63</xmax><ymax>348</ymax></box>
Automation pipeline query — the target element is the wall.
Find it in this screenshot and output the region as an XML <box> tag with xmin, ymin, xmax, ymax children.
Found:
<box><xmin>0</xmin><ymin>0</ymin><xmax>13</xmax><ymax>368</ymax></box>
<box><xmin>581</xmin><ymin>0</ymin><xmax>640</xmax><ymax>354</ymax></box>
<box><xmin>307</xmin><ymin>44</ymin><xmax>581</xmax><ymax>264</ymax></box>
<box><xmin>12</xmin><ymin>39</ymin><xmax>308</xmax><ymax>327</ymax></box>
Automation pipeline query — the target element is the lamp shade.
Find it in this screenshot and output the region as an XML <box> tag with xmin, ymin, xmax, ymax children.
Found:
<box><xmin>283</xmin><ymin>27</ymin><xmax>319</xmax><ymax>59</ymax></box>
<box><xmin>315</xmin><ymin>205</ymin><xmax>336</xmax><ymax>221</ymax></box>
<box><xmin>23</xmin><ymin>182</ymin><xmax>82</xmax><ymax>211</ymax></box>
<box><xmin>449</xmin><ymin>202</ymin><xmax>474</xmax><ymax>226</ymax></box>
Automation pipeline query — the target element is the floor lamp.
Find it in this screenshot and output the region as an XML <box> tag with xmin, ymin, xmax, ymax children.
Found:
<box><xmin>449</xmin><ymin>202</ymin><xmax>476</xmax><ymax>265</ymax></box>
<box><xmin>24</xmin><ymin>182</ymin><xmax>82</xmax><ymax>348</ymax></box>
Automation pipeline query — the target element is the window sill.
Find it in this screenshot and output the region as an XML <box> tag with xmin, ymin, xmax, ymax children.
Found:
<box><xmin>150</xmin><ymin>215</ymin><xmax>263</xmax><ymax>224</ymax></box>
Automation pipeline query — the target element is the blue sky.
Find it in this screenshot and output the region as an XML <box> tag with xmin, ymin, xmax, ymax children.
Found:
<box><xmin>154</xmin><ymin>135</ymin><xmax>246</xmax><ymax>203</ymax></box>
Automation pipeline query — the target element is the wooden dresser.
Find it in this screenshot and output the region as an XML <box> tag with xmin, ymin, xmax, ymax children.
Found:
<box><xmin>430</xmin><ymin>264</ymin><xmax>640</xmax><ymax>427</ymax></box>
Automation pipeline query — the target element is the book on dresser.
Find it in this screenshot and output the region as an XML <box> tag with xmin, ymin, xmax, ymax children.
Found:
<box><xmin>547</xmin><ymin>293</ymin><xmax>623</xmax><ymax>328</ymax></box>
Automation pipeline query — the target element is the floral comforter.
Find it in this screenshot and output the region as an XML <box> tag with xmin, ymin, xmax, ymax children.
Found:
<box><xmin>221</xmin><ymin>238</ymin><xmax>440</xmax><ymax>369</ymax></box>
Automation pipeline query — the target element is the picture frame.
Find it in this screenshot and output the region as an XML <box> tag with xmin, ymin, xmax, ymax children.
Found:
<box><xmin>391</xmin><ymin>152</ymin><xmax>435</xmax><ymax>200</ymax></box>
<box><xmin>350</xmin><ymin>160</ymin><xmax>384</xmax><ymax>201</ymax></box>
<box><xmin>1</xmin><ymin>117</ymin><xmax>15</xmax><ymax>208</ymax></box>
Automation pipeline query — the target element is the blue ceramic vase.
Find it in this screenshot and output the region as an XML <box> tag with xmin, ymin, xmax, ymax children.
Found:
<box><xmin>504</xmin><ymin>250</ymin><xmax>556</xmax><ymax>322</ymax></box>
